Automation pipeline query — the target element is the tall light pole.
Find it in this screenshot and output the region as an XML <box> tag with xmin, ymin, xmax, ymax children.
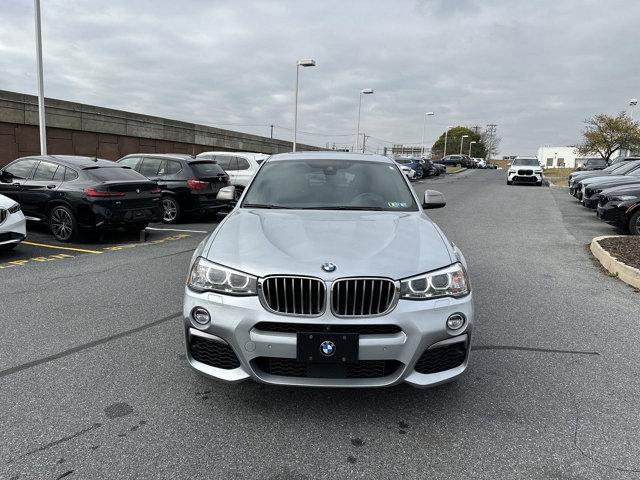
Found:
<box><xmin>356</xmin><ymin>88</ymin><xmax>374</xmax><ymax>152</ymax></box>
<box><xmin>293</xmin><ymin>58</ymin><xmax>316</xmax><ymax>152</ymax></box>
<box><xmin>34</xmin><ymin>0</ymin><xmax>47</xmax><ymax>155</ymax></box>
<box><xmin>468</xmin><ymin>140</ymin><xmax>476</xmax><ymax>157</ymax></box>
<box><xmin>459</xmin><ymin>135</ymin><xmax>469</xmax><ymax>154</ymax></box>
<box><xmin>443</xmin><ymin>125</ymin><xmax>453</xmax><ymax>159</ymax></box>
<box><xmin>630</xmin><ymin>99</ymin><xmax>638</xmax><ymax>156</ymax></box>
<box><xmin>420</xmin><ymin>112</ymin><xmax>435</xmax><ymax>158</ymax></box>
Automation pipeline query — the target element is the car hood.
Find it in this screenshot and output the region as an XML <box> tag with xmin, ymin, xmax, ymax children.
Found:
<box><xmin>0</xmin><ymin>194</ymin><xmax>18</xmax><ymax>208</ymax></box>
<box><xmin>585</xmin><ymin>176</ymin><xmax>640</xmax><ymax>190</ymax></box>
<box><xmin>204</xmin><ymin>209</ymin><xmax>454</xmax><ymax>279</ymax></box>
<box><xmin>571</xmin><ymin>171</ymin><xmax>611</xmax><ymax>181</ymax></box>
<box><xmin>600</xmin><ymin>183</ymin><xmax>640</xmax><ymax>197</ymax></box>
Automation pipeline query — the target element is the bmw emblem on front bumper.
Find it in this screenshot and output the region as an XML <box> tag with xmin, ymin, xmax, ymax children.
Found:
<box><xmin>320</xmin><ymin>340</ymin><xmax>336</xmax><ymax>356</ymax></box>
<box><xmin>321</xmin><ymin>262</ymin><xmax>336</xmax><ymax>272</ymax></box>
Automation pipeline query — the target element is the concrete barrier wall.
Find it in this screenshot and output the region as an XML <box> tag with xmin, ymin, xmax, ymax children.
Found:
<box><xmin>0</xmin><ymin>90</ymin><xmax>318</xmax><ymax>166</ymax></box>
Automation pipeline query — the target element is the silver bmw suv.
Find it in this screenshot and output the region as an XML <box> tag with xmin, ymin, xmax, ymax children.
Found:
<box><xmin>183</xmin><ymin>152</ymin><xmax>473</xmax><ymax>388</ymax></box>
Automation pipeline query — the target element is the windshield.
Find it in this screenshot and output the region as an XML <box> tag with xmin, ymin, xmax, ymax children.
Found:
<box><xmin>395</xmin><ymin>158</ymin><xmax>412</xmax><ymax>164</ymax></box>
<box><xmin>512</xmin><ymin>158</ymin><xmax>539</xmax><ymax>166</ymax></box>
<box><xmin>242</xmin><ymin>159</ymin><xmax>417</xmax><ymax>211</ymax></box>
<box><xmin>614</xmin><ymin>161</ymin><xmax>640</xmax><ymax>175</ymax></box>
<box><xmin>587</xmin><ymin>159</ymin><xmax>607</xmax><ymax>165</ymax></box>
<box><xmin>190</xmin><ymin>161</ymin><xmax>225</xmax><ymax>177</ymax></box>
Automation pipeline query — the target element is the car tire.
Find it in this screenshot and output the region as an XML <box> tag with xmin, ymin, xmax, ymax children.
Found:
<box><xmin>162</xmin><ymin>196</ymin><xmax>181</xmax><ymax>224</ymax></box>
<box><xmin>507</xmin><ymin>180</ymin><xmax>512</xmax><ymax>185</ymax></box>
<box><xmin>0</xmin><ymin>243</ymin><xmax>17</xmax><ymax>251</ymax></box>
<box><xmin>628</xmin><ymin>210</ymin><xmax>640</xmax><ymax>235</ymax></box>
<box><xmin>536</xmin><ymin>181</ymin><xmax>543</xmax><ymax>186</ymax></box>
<box><xmin>49</xmin><ymin>205</ymin><xmax>78</xmax><ymax>242</ymax></box>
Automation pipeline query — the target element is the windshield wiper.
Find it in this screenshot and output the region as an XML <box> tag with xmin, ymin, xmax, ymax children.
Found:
<box><xmin>242</xmin><ymin>203</ymin><xmax>290</xmax><ymax>209</ymax></box>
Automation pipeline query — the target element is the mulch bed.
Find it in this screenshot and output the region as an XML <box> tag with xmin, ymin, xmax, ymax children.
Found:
<box><xmin>598</xmin><ymin>236</ymin><xmax>640</xmax><ymax>270</ymax></box>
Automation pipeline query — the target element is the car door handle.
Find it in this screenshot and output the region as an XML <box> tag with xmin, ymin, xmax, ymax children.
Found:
<box><xmin>47</xmin><ymin>184</ymin><xmax>57</xmax><ymax>189</ymax></box>
<box><xmin>13</xmin><ymin>182</ymin><xmax>20</xmax><ymax>187</ymax></box>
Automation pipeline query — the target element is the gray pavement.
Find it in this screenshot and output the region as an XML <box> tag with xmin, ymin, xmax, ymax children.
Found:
<box><xmin>1</xmin><ymin>170</ymin><xmax>638</xmax><ymax>479</ymax></box>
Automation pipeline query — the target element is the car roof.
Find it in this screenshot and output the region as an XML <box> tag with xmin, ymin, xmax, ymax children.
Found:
<box><xmin>120</xmin><ymin>153</ymin><xmax>196</xmax><ymax>161</ymax></box>
<box><xmin>197</xmin><ymin>151</ymin><xmax>269</xmax><ymax>159</ymax></box>
<box><xmin>266</xmin><ymin>152</ymin><xmax>394</xmax><ymax>163</ymax></box>
<box><xmin>15</xmin><ymin>155</ymin><xmax>115</xmax><ymax>168</ymax></box>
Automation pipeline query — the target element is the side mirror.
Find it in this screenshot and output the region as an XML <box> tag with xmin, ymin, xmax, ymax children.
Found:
<box><xmin>422</xmin><ymin>189</ymin><xmax>446</xmax><ymax>209</ymax></box>
<box><xmin>216</xmin><ymin>185</ymin><xmax>236</xmax><ymax>201</ymax></box>
<box><xmin>0</xmin><ymin>170</ymin><xmax>12</xmax><ymax>183</ymax></box>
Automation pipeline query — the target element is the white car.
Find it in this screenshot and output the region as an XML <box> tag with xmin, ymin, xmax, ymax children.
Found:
<box><xmin>0</xmin><ymin>193</ymin><xmax>26</xmax><ymax>251</ymax></box>
<box><xmin>196</xmin><ymin>151</ymin><xmax>269</xmax><ymax>198</ymax></box>
<box><xmin>507</xmin><ymin>157</ymin><xmax>543</xmax><ymax>186</ymax></box>
<box><xmin>474</xmin><ymin>158</ymin><xmax>487</xmax><ymax>168</ymax></box>
<box><xmin>399</xmin><ymin>165</ymin><xmax>416</xmax><ymax>179</ymax></box>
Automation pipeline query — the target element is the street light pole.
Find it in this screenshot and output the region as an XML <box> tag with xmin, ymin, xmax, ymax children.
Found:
<box><xmin>459</xmin><ymin>135</ymin><xmax>468</xmax><ymax>154</ymax></box>
<box><xmin>443</xmin><ymin>125</ymin><xmax>453</xmax><ymax>159</ymax></box>
<box><xmin>356</xmin><ymin>88</ymin><xmax>374</xmax><ymax>152</ymax></box>
<box><xmin>293</xmin><ymin>58</ymin><xmax>316</xmax><ymax>152</ymax></box>
<box><xmin>420</xmin><ymin>112</ymin><xmax>435</xmax><ymax>157</ymax></box>
<box><xmin>468</xmin><ymin>140</ymin><xmax>476</xmax><ymax>157</ymax></box>
<box><xmin>34</xmin><ymin>0</ymin><xmax>47</xmax><ymax>155</ymax></box>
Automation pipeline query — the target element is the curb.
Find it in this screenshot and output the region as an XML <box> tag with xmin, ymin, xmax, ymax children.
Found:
<box><xmin>447</xmin><ymin>167</ymin><xmax>467</xmax><ymax>174</ymax></box>
<box><xmin>590</xmin><ymin>235</ymin><xmax>640</xmax><ymax>289</ymax></box>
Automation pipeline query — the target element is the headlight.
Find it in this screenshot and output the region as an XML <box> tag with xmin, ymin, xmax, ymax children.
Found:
<box><xmin>187</xmin><ymin>257</ymin><xmax>257</xmax><ymax>295</ymax></box>
<box><xmin>8</xmin><ymin>203</ymin><xmax>21</xmax><ymax>214</ymax></box>
<box><xmin>400</xmin><ymin>263</ymin><xmax>470</xmax><ymax>300</ymax></box>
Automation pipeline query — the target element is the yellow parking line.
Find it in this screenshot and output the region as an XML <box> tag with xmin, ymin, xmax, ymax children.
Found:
<box><xmin>21</xmin><ymin>241</ymin><xmax>103</xmax><ymax>254</ymax></box>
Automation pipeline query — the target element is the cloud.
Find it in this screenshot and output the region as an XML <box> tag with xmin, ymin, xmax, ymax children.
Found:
<box><xmin>0</xmin><ymin>0</ymin><xmax>638</xmax><ymax>155</ymax></box>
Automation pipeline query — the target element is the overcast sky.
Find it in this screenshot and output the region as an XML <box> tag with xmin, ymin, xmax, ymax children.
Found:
<box><xmin>1</xmin><ymin>0</ymin><xmax>638</xmax><ymax>155</ymax></box>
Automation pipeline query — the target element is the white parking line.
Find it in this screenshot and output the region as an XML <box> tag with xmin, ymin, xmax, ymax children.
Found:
<box><xmin>146</xmin><ymin>227</ymin><xmax>209</xmax><ymax>234</ymax></box>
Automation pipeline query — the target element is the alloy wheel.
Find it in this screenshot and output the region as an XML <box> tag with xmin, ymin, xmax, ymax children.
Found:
<box><xmin>50</xmin><ymin>207</ymin><xmax>74</xmax><ymax>241</ymax></box>
<box><xmin>162</xmin><ymin>198</ymin><xmax>178</xmax><ymax>222</ymax></box>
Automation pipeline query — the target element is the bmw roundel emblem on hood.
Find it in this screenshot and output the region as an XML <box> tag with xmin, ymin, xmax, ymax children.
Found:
<box><xmin>321</xmin><ymin>262</ymin><xmax>337</xmax><ymax>272</ymax></box>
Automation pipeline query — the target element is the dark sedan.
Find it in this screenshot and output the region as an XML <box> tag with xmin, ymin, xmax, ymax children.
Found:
<box><xmin>118</xmin><ymin>154</ymin><xmax>229</xmax><ymax>223</ymax></box>
<box><xmin>0</xmin><ymin>155</ymin><xmax>161</xmax><ymax>242</ymax></box>
<box><xmin>568</xmin><ymin>161</ymin><xmax>634</xmax><ymax>195</ymax></box>
<box><xmin>581</xmin><ymin>164</ymin><xmax>640</xmax><ymax>208</ymax></box>
<box><xmin>573</xmin><ymin>160</ymin><xmax>640</xmax><ymax>200</ymax></box>
<box><xmin>596</xmin><ymin>184</ymin><xmax>640</xmax><ymax>235</ymax></box>
<box><xmin>577</xmin><ymin>158</ymin><xmax>608</xmax><ymax>171</ymax></box>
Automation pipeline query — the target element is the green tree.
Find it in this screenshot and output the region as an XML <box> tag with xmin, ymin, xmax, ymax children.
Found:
<box><xmin>430</xmin><ymin>126</ymin><xmax>486</xmax><ymax>159</ymax></box>
<box><xmin>576</xmin><ymin>112</ymin><xmax>640</xmax><ymax>160</ymax></box>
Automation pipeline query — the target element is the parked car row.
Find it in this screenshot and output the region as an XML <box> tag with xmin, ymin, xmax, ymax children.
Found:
<box><xmin>394</xmin><ymin>157</ymin><xmax>445</xmax><ymax>180</ymax></box>
<box><xmin>567</xmin><ymin>157</ymin><xmax>640</xmax><ymax>235</ymax></box>
<box><xmin>0</xmin><ymin>150</ymin><xmax>271</xmax><ymax>244</ymax></box>
<box><xmin>439</xmin><ymin>155</ymin><xmax>491</xmax><ymax>169</ymax></box>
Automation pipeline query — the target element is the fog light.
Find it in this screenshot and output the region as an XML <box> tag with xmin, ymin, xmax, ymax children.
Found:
<box><xmin>192</xmin><ymin>307</ymin><xmax>211</xmax><ymax>325</ymax></box>
<box><xmin>447</xmin><ymin>313</ymin><xmax>466</xmax><ymax>330</ymax></box>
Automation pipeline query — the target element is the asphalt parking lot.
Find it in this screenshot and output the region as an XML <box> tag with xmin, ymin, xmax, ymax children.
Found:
<box><xmin>1</xmin><ymin>170</ymin><xmax>638</xmax><ymax>480</ymax></box>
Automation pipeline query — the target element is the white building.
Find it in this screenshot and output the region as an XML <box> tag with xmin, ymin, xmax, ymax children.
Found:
<box><xmin>537</xmin><ymin>145</ymin><xmax>625</xmax><ymax>168</ymax></box>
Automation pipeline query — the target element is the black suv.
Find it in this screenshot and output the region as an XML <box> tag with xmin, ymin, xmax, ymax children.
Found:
<box><xmin>577</xmin><ymin>158</ymin><xmax>608</xmax><ymax>171</ymax></box>
<box><xmin>117</xmin><ymin>154</ymin><xmax>229</xmax><ymax>223</ymax></box>
<box><xmin>0</xmin><ymin>155</ymin><xmax>161</xmax><ymax>242</ymax></box>
<box><xmin>440</xmin><ymin>155</ymin><xmax>473</xmax><ymax>168</ymax></box>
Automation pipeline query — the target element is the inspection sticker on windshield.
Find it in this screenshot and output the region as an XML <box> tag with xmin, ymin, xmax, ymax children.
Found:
<box><xmin>387</xmin><ymin>202</ymin><xmax>407</xmax><ymax>208</ymax></box>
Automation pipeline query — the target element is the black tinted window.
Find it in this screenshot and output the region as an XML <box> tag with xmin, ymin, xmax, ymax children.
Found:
<box><xmin>190</xmin><ymin>161</ymin><xmax>225</xmax><ymax>177</ymax></box>
<box><xmin>119</xmin><ymin>157</ymin><xmax>140</xmax><ymax>170</ymax></box>
<box><xmin>214</xmin><ymin>156</ymin><xmax>232</xmax><ymax>170</ymax></box>
<box><xmin>166</xmin><ymin>160</ymin><xmax>182</xmax><ymax>174</ymax></box>
<box><xmin>237</xmin><ymin>158</ymin><xmax>251</xmax><ymax>170</ymax></box>
<box><xmin>64</xmin><ymin>168</ymin><xmax>79</xmax><ymax>181</ymax></box>
<box><xmin>5</xmin><ymin>159</ymin><xmax>37</xmax><ymax>179</ymax></box>
<box><xmin>85</xmin><ymin>167</ymin><xmax>147</xmax><ymax>181</ymax></box>
<box><xmin>138</xmin><ymin>158</ymin><xmax>161</xmax><ymax>177</ymax></box>
<box><xmin>52</xmin><ymin>165</ymin><xmax>65</xmax><ymax>181</ymax></box>
<box><xmin>32</xmin><ymin>161</ymin><xmax>60</xmax><ymax>181</ymax></box>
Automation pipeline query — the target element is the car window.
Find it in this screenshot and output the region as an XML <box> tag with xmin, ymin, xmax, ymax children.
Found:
<box><xmin>614</xmin><ymin>161</ymin><xmax>640</xmax><ymax>175</ymax></box>
<box><xmin>166</xmin><ymin>160</ymin><xmax>182</xmax><ymax>174</ymax></box>
<box><xmin>32</xmin><ymin>161</ymin><xmax>60</xmax><ymax>181</ymax></box>
<box><xmin>64</xmin><ymin>168</ymin><xmax>79</xmax><ymax>181</ymax></box>
<box><xmin>190</xmin><ymin>161</ymin><xmax>225</xmax><ymax>177</ymax></box>
<box><xmin>4</xmin><ymin>159</ymin><xmax>38</xmax><ymax>179</ymax></box>
<box><xmin>84</xmin><ymin>166</ymin><xmax>147</xmax><ymax>181</ymax></box>
<box><xmin>52</xmin><ymin>165</ymin><xmax>65</xmax><ymax>181</ymax></box>
<box><xmin>237</xmin><ymin>158</ymin><xmax>251</xmax><ymax>170</ymax></box>
<box><xmin>138</xmin><ymin>158</ymin><xmax>162</xmax><ymax>177</ymax></box>
<box><xmin>157</xmin><ymin>160</ymin><xmax>167</xmax><ymax>176</ymax></box>
<box><xmin>118</xmin><ymin>157</ymin><xmax>141</xmax><ymax>170</ymax></box>
<box><xmin>243</xmin><ymin>159</ymin><xmax>418</xmax><ymax>211</ymax></box>
<box><xmin>512</xmin><ymin>159</ymin><xmax>539</xmax><ymax>166</ymax></box>
<box><xmin>214</xmin><ymin>156</ymin><xmax>232</xmax><ymax>170</ymax></box>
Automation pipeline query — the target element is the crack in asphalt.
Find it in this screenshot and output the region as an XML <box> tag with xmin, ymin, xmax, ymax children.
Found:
<box><xmin>572</xmin><ymin>397</ymin><xmax>640</xmax><ymax>473</ymax></box>
<box><xmin>0</xmin><ymin>312</ymin><xmax>181</xmax><ymax>380</ymax></box>
<box><xmin>473</xmin><ymin>345</ymin><xmax>599</xmax><ymax>356</ymax></box>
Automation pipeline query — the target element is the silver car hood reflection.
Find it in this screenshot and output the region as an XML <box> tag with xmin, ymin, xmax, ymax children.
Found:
<box><xmin>204</xmin><ymin>209</ymin><xmax>454</xmax><ymax>279</ymax></box>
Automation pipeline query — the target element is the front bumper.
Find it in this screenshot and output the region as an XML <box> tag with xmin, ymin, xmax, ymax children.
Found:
<box><xmin>508</xmin><ymin>171</ymin><xmax>542</xmax><ymax>184</ymax></box>
<box><xmin>183</xmin><ymin>288</ymin><xmax>473</xmax><ymax>388</ymax></box>
<box><xmin>596</xmin><ymin>202</ymin><xmax>624</xmax><ymax>227</ymax></box>
<box><xmin>0</xmin><ymin>211</ymin><xmax>26</xmax><ymax>246</ymax></box>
